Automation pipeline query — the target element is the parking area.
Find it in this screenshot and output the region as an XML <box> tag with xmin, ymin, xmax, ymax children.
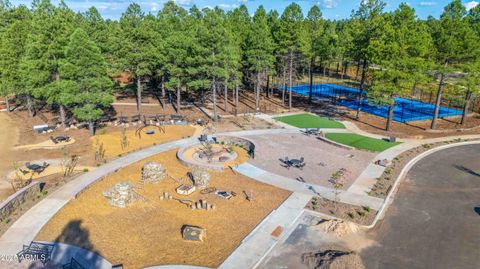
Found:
<box><xmin>362</xmin><ymin>144</ymin><xmax>480</xmax><ymax>269</ymax></box>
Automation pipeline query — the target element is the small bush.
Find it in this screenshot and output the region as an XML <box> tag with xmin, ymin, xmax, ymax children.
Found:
<box><xmin>42</xmin><ymin>190</ymin><xmax>48</xmax><ymax>196</ymax></box>
<box><xmin>362</xmin><ymin>206</ymin><xmax>371</xmax><ymax>212</ymax></box>
<box><xmin>83</xmin><ymin>168</ymin><xmax>89</xmax><ymax>172</ymax></box>
<box><xmin>357</xmin><ymin>210</ymin><xmax>366</xmax><ymax>217</ymax></box>
<box><xmin>347</xmin><ymin>212</ymin><xmax>355</xmax><ymax>219</ymax></box>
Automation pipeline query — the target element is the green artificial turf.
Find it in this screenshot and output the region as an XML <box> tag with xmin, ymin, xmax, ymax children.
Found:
<box><xmin>325</xmin><ymin>133</ymin><xmax>402</xmax><ymax>152</ymax></box>
<box><xmin>274</xmin><ymin>113</ymin><xmax>345</xmax><ymax>129</ymax></box>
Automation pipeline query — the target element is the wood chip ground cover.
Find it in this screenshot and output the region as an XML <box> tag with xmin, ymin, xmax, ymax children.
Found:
<box><xmin>36</xmin><ymin>149</ymin><xmax>290</xmax><ymax>268</ymax></box>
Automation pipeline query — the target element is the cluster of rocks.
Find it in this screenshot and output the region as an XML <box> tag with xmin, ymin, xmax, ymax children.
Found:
<box><xmin>102</xmin><ymin>181</ymin><xmax>139</xmax><ymax>208</ymax></box>
<box><xmin>142</xmin><ymin>162</ymin><xmax>167</xmax><ymax>184</ymax></box>
<box><xmin>191</xmin><ymin>168</ymin><xmax>211</xmax><ymax>189</ymax></box>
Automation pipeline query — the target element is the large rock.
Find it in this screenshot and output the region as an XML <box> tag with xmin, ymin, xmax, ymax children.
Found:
<box><xmin>142</xmin><ymin>162</ymin><xmax>167</xmax><ymax>184</ymax></box>
<box><xmin>191</xmin><ymin>168</ymin><xmax>211</xmax><ymax>189</ymax></box>
<box><xmin>102</xmin><ymin>181</ymin><xmax>139</xmax><ymax>208</ymax></box>
<box><xmin>182</xmin><ymin>225</ymin><xmax>206</xmax><ymax>242</ymax></box>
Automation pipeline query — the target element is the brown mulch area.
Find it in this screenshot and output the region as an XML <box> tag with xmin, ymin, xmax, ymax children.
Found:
<box><xmin>369</xmin><ymin>137</ymin><xmax>480</xmax><ymax>199</ymax></box>
<box><xmin>36</xmin><ymin>149</ymin><xmax>290</xmax><ymax>269</ymax></box>
<box><xmin>306</xmin><ymin>197</ymin><xmax>376</xmax><ymax>226</ymax></box>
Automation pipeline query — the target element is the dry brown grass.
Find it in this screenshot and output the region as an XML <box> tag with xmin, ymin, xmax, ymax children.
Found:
<box><xmin>36</xmin><ymin>149</ymin><xmax>290</xmax><ymax>268</ymax></box>
<box><xmin>92</xmin><ymin>125</ymin><xmax>197</xmax><ymax>159</ymax></box>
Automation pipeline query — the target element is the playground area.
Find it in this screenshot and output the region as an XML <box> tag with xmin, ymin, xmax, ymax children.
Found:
<box><xmin>92</xmin><ymin>125</ymin><xmax>199</xmax><ymax>159</ymax></box>
<box><xmin>247</xmin><ymin>133</ymin><xmax>376</xmax><ymax>189</ymax></box>
<box><xmin>35</xmin><ymin>149</ymin><xmax>290</xmax><ymax>268</ymax></box>
<box><xmin>279</xmin><ymin>84</ymin><xmax>464</xmax><ymax>123</ymax></box>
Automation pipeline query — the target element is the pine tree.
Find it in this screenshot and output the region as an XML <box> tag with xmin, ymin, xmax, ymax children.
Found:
<box><xmin>60</xmin><ymin>28</ymin><xmax>113</xmax><ymax>135</ymax></box>
<box><xmin>370</xmin><ymin>3</ymin><xmax>432</xmax><ymax>130</ymax></box>
<box><xmin>245</xmin><ymin>6</ymin><xmax>275</xmax><ymax>112</ymax></box>
<box><xmin>277</xmin><ymin>3</ymin><xmax>308</xmax><ymax>110</ymax></box>
<box><xmin>0</xmin><ymin>5</ymin><xmax>31</xmax><ymax>113</ymax></box>
<box><xmin>22</xmin><ymin>0</ymin><xmax>75</xmax><ymax>126</ymax></box>
<box><xmin>118</xmin><ymin>3</ymin><xmax>157</xmax><ymax>115</ymax></box>
<box><xmin>429</xmin><ymin>0</ymin><xmax>477</xmax><ymax>129</ymax></box>
<box><xmin>305</xmin><ymin>6</ymin><xmax>324</xmax><ymax>103</ymax></box>
<box><xmin>349</xmin><ymin>0</ymin><xmax>387</xmax><ymax>119</ymax></box>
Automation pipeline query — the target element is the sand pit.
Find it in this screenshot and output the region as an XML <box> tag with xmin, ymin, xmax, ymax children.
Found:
<box><xmin>14</xmin><ymin>138</ymin><xmax>76</xmax><ymax>150</ymax></box>
<box><xmin>314</xmin><ymin>219</ymin><xmax>359</xmax><ymax>238</ymax></box>
<box><xmin>36</xmin><ymin>149</ymin><xmax>290</xmax><ymax>268</ymax></box>
<box><xmin>92</xmin><ymin>125</ymin><xmax>196</xmax><ymax>159</ymax></box>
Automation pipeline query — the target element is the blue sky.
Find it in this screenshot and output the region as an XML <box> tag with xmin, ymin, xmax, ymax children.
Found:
<box><xmin>8</xmin><ymin>0</ymin><xmax>480</xmax><ymax>20</ymax></box>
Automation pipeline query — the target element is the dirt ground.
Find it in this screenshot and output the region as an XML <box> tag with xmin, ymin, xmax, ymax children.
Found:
<box><xmin>306</xmin><ymin>197</ymin><xmax>376</xmax><ymax>226</ymax></box>
<box><xmin>247</xmin><ymin>133</ymin><xmax>376</xmax><ymax>189</ymax></box>
<box><xmin>36</xmin><ymin>149</ymin><xmax>290</xmax><ymax>269</ymax></box>
<box><xmin>0</xmin><ymin>112</ymin><xmax>20</xmax><ymax>199</ymax></box>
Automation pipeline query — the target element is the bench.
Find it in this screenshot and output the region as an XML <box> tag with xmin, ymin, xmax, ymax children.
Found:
<box><xmin>17</xmin><ymin>241</ymin><xmax>55</xmax><ymax>265</ymax></box>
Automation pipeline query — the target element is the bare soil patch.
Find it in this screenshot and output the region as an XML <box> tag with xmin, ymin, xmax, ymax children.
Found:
<box><xmin>306</xmin><ymin>197</ymin><xmax>376</xmax><ymax>226</ymax></box>
<box><xmin>36</xmin><ymin>149</ymin><xmax>290</xmax><ymax>268</ymax></box>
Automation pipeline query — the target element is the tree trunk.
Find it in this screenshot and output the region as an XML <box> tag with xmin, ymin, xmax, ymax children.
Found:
<box><xmin>224</xmin><ymin>79</ymin><xmax>228</xmax><ymax>112</ymax></box>
<box><xmin>355</xmin><ymin>61</ymin><xmax>361</xmax><ymax>81</ymax></box>
<box><xmin>282</xmin><ymin>65</ymin><xmax>286</xmax><ymax>105</ymax></box>
<box><xmin>4</xmin><ymin>96</ymin><xmax>10</xmax><ymax>112</ymax></box>
<box><xmin>136</xmin><ymin>76</ymin><xmax>142</xmax><ymax>114</ymax></box>
<box><xmin>336</xmin><ymin>61</ymin><xmax>340</xmax><ymax>76</ymax></box>
<box><xmin>386</xmin><ymin>99</ymin><xmax>395</xmax><ymax>131</ymax></box>
<box><xmin>355</xmin><ymin>60</ymin><xmax>368</xmax><ymax>119</ymax></box>
<box><xmin>342</xmin><ymin>61</ymin><xmax>348</xmax><ymax>80</ymax></box>
<box><xmin>176</xmin><ymin>80</ymin><xmax>181</xmax><ymax>113</ymax></box>
<box><xmin>431</xmin><ymin>73</ymin><xmax>445</xmax><ymax>129</ymax></box>
<box><xmin>234</xmin><ymin>83</ymin><xmax>238</xmax><ymax>117</ymax></box>
<box><xmin>88</xmin><ymin>121</ymin><xmax>95</xmax><ymax>136</ymax></box>
<box><xmin>461</xmin><ymin>90</ymin><xmax>472</xmax><ymax>125</ymax></box>
<box><xmin>161</xmin><ymin>75</ymin><xmax>166</xmax><ymax>98</ymax></box>
<box><xmin>266</xmin><ymin>74</ymin><xmax>270</xmax><ymax>99</ymax></box>
<box><xmin>308</xmin><ymin>57</ymin><xmax>314</xmax><ymax>103</ymax></box>
<box><xmin>255</xmin><ymin>72</ymin><xmax>260</xmax><ymax>112</ymax></box>
<box><xmin>59</xmin><ymin>104</ymin><xmax>66</xmax><ymax>127</ymax></box>
<box><xmin>289</xmin><ymin>51</ymin><xmax>293</xmax><ymax>110</ymax></box>
<box><xmin>212</xmin><ymin>77</ymin><xmax>217</xmax><ymax>122</ymax></box>
<box><xmin>26</xmin><ymin>94</ymin><xmax>34</xmax><ymax>117</ymax></box>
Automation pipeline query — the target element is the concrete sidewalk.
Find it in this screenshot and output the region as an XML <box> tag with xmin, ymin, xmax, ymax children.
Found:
<box><xmin>218</xmin><ymin>192</ymin><xmax>312</xmax><ymax>269</ymax></box>
<box><xmin>234</xmin><ymin>163</ymin><xmax>383</xmax><ymax>210</ymax></box>
<box><xmin>348</xmin><ymin>134</ymin><xmax>480</xmax><ymax>195</ymax></box>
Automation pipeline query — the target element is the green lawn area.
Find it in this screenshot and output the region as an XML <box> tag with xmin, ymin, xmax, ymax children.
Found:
<box><xmin>325</xmin><ymin>133</ymin><xmax>401</xmax><ymax>152</ymax></box>
<box><xmin>274</xmin><ymin>113</ymin><xmax>345</xmax><ymax>129</ymax></box>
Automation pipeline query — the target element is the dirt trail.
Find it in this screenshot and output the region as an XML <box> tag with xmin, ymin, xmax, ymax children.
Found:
<box><xmin>0</xmin><ymin>112</ymin><xmax>20</xmax><ymax>200</ymax></box>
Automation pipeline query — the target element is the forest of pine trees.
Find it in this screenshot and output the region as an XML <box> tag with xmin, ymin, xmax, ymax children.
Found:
<box><xmin>0</xmin><ymin>0</ymin><xmax>479</xmax><ymax>133</ymax></box>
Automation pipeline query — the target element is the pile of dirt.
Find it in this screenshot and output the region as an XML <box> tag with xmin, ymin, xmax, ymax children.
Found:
<box><xmin>314</xmin><ymin>219</ymin><xmax>359</xmax><ymax>237</ymax></box>
<box><xmin>302</xmin><ymin>249</ymin><xmax>365</xmax><ymax>269</ymax></box>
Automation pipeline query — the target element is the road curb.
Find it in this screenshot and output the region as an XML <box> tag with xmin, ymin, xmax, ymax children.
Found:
<box><xmin>365</xmin><ymin>140</ymin><xmax>480</xmax><ymax>229</ymax></box>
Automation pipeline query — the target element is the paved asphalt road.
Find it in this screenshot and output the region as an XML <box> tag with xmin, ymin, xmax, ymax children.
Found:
<box><xmin>362</xmin><ymin>144</ymin><xmax>480</xmax><ymax>269</ymax></box>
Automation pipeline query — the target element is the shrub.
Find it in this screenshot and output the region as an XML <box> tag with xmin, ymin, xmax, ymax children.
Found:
<box><xmin>83</xmin><ymin>168</ymin><xmax>89</xmax><ymax>172</ymax></box>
